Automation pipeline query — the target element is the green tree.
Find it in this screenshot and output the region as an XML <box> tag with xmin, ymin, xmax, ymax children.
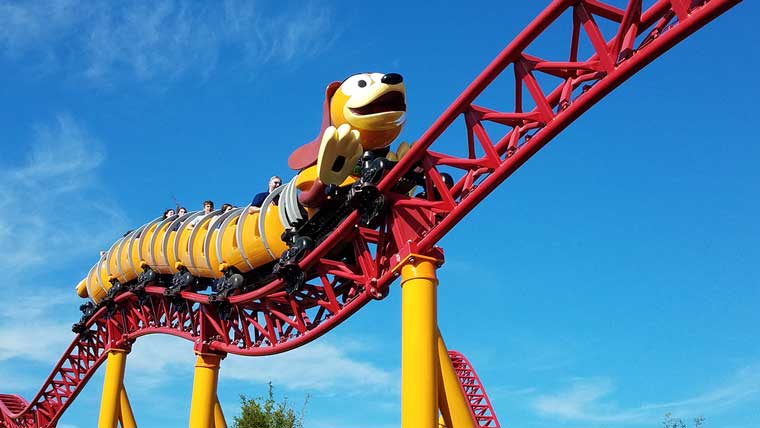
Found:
<box><xmin>663</xmin><ymin>412</ymin><xmax>705</xmax><ymax>428</ymax></box>
<box><xmin>232</xmin><ymin>383</ymin><xmax>308</xmax><ymax>428</ymax></box>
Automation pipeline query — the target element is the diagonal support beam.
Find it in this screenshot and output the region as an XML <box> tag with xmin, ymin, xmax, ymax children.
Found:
<box><xmin>436</xmin><ymin>331</ymin><xmax>474</xmax><ymax>428</ymax></box>
<box><xmin>118</xmin><ymin>388</ymin><xmax>136</xmax><ymax>428</ymax></box>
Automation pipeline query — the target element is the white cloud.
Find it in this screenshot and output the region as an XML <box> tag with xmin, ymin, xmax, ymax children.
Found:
<box><xmin>531</xmin><ymin>366</ymin><xmax>760</xmax><ymax>424</ymax></box>
<box><xmin>0</xmin><ymin>364</ymin><xmax>38</xmax><ymax>390</ymax></box>
<box><xmin>0</xmin><ymin>290</ymin><xmax>79</xmax><ymax>363</ymax></box>
<box><xmin>223</xmin><ymin>341</ymin><xmax>395</xmax><ymax>393</ymax></box>
<box><xmin>532</xmin><ymin>377</ymin><xmax>640</xmax><ymax>423</ymax></box>
<box><xmin>0</xmin><ymin>114</ymin><xmax>127</xmax><ymax>274</ymax></box>
<box><xmin>639</xmin><ymin>365</ymin><xmax>760</xmax><ymax>413</ymax></box>
<box><xmin>0</xmin><ymin>114</ymin><xmax>128</xmax><ymax>398</ymax></box>
<box><xmin>122</xmin><ymin>335</ymin><xmax>195</xmax><ymax>389</ymax></box>
<box><xmin>0</xmin><ymin>0</ymin><xmax>79</xmax><ymax>54</ymax></box>
<box><xmin>0</xmin><ymin>0</ymin><xmax>335</xmax><ymax>84</ymax></box>
<box><xmin>121</xmin><ymin>335</ymin><xmax>393</xmax><ymax>395</ymax></box>
<box><xmin>0</xmin><ymin>319</ymin><xmax>73</xmax><ymax>362</ymax></box>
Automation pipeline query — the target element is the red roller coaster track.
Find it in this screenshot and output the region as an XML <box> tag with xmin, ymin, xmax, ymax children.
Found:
<box><xmin>448</xmin><ymin>351</ymin><xmax>501</xmax><ymax>428</ymax></box>
<box><xmin>0</xmin><ymin>1</ymin><xmax>742</xmax><ymax>427</ymax></box>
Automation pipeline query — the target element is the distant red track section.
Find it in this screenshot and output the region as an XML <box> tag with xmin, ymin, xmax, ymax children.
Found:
<box><xmin>448</xmin><ymin>351</ymin><xmax>501</xmax><ymax>428</ymax></box>
<box><xmin>0</xmin><ymin>1</ymin><xmax>741</xmax><ymax>426</ymax></box>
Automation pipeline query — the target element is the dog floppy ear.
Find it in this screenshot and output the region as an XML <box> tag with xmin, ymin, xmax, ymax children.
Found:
<box><xmin>288</xmin><ymin>81</ymin><xmax>342</xmax><ymax>170</ymax></box>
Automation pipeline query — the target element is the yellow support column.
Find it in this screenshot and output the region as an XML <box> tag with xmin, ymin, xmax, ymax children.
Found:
<box><xmin>401</xmin><ymin>256</ymin><xmax>439</xmax><ymax>428</ymax></box>
<box><xmin>99</xmin><ymin>349</ymin><xmax>128</xmax><ymax>428</ymax></box>
<box><xmin>438</xmin><ymin>414</ymin><xmax>447</xmax><ymax>427</ymax></box>
<box><xmin>189</xmin><ymin>353</ymin><xmax>224</xmax><ymax>428</ymax></box>
<box><xmin>119</xmin><ymin>388</ymin><xmax>137</xmax><ymax>428</ymax></box>
<box><xmin>437</xmin><ymin>331</ymin><xmax>474</xmax><ymax>428</ymax></box>
<box><xmin>213</xmin><ymin>396</ymin><xmax>227</xmax><ymax>428</ymax></box>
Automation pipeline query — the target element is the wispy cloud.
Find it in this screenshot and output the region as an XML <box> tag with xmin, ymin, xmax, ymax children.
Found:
<box><xmin>122</xmin><ymin>335</ymin><xmax>394</xmax><ymax>395</ymax></box>
<box><xmin>0</xmin><ymin>0</ymin><xmax>79</xmax><ymax>54</ymax></box>
<box><xmin>0</xmin><ymin>0</ymin><xmax>335</xmax><ymax>84</ymax></box>
<box><xmin>0</xmin><ymin>290</ymin><xmax>78</xmax><ymax>363</ymax></box>
<box><xmin>121</xmin><ymin>335</ymin><xmax>195</xmax><ymax>389</ymax></box>
<box><xmin>0</xmin><ymin>114</ymin><xmax>127</xmax><ymax>274</ymax></box>
<box><xmin>639</xmin><ymin>365</ymin><xmax>760</xmax><ymax>413</ymax></box>
<box><xmin>533</xmin><ymin>377</ymin><xmax>637</xmax><ymax>423</ymax></box>
<box><xmin>0</xmin><ymin>364</ymin><xmax>41</xmax><ymax>390</ymax></box>
<box><xmin>0</xmin><ymin>114</ymin><xmax>128</xmax><ymax>398</ymax></box>
<box><xmin>223</xmin><ymin>341</ymin><xmax>395</xmax><ymax>393</ymax></box>
<box><xmin>531</xmin><ymin>366</ymin><xmax>760</xmax><ymax>424</ymax></box>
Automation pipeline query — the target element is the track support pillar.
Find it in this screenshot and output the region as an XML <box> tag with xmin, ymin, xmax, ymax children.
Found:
<box><xmin>400</xmin><ymin>255</ymin><xmax>440</xmax><ymax>428</ymax></box>
<box><xmin>190</xmin><ymin>352</ymin><xmax>226</xmax><ymax>428</ymax></box>
<box><xmin>98</xmin><ymin>349</ymin><xmax>129</xmax><ymax>428</ymax></box>
<box><xmin>213</xmin><ymin>396</ymin><xmax>227</xmax><ymax>428</ymax></box>
<box><xmin>118</xmin><ymin>388</ymin><xmax>137</xmax><ymax>428</ymax></box>
<box><xmin>437</xmin><ymin>330</ymin><xmax>475</xmax><ymax>428</ymax></box>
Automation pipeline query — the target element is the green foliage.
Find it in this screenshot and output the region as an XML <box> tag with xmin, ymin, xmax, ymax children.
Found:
<box><xmin>232</xmin><ymin>383</ymin><xmax>308</xmax><ymax>428</ymax></box>
<box><xmin>663</xmin><ymin>412</ymin><xmax>705</xmax><ymax>428</ymax></box>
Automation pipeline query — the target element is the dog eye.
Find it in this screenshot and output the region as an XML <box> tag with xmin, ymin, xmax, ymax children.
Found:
<box><xmin>341</xmin><ymin>73</ymin><xmax>372</xmax><ymax>96</ymax></box>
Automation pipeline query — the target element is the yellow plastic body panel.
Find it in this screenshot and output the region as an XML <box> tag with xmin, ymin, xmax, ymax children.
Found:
<box><xmin>203</xmin><ymin>210</ymin><xmax>236</xmax><ymax>276</ymax></box>
<box><xmin>76</xmin><ymin>279</ymin><xmax>88</xmax><ymax>298</ymax></box>
<box><xmin>85</xmin><ymin>263</ymin><xmax>106</xmax><ymax>303</ymax></box>
<box><xmin>261</xmin><ymin>204</ymin><xmax>288</xmax><ymax>260</ymax></box>
<box><xmin>105</xmin><ymin>239</ymin><xmax>123</xmax><ymax>282</ymax></box>
<box><xmin>157</xmin><ymin>214</ymin><xmax>192</xmax><ymax>274</ymax></box>
<box><xmin>85</xmin><ymin>256</ymin><xmax>109</xmax><ymax>304</ymax></box>
<box><xmin>175</xmin><ymin>213</ymin><xmax>203</xmax><ymax>271</ymax></box>
<box><xmin>114</xmin><ymin>234</ymin><xmax>132</xmax><ymax>284</ymax></box>
<box><xmin>204</xmin><ymin>229</ymin><xmax>221</xmax><ymax>276</ymax></box>
<box><xmin>149</xmin><ymin>217</ymin><xmax>175</xmax><ymax>273</ymax></box>
<box><xmin>138</xmin><ymin>219</ymin><xmax>161</xmax><ymax>271</ymax></box>
<box><xmin>127</xmin><ymin>227</ymin><xmax>143</xmax><ymax>279</ymax></box>
<box><xmin>295</xmin><ymin>166</ymin><xmax>318</xmax><ymax>190</ymax></box>
<box><xmin>185</xmin><ymin>212</ymin><xmax>222</xmax><ymax>278</ymax></box>
<box><xmin>218</xmin><ymin>209</ymin><xmax>245</xmax><ymax>272</ymax></box>
<box><xmin>237</xmin><ymin>210</ymin><xmax>267</xmax><ymax>270</ymax></box>
<box><xmin>96</xmin><ymin>256</ymin><xmax>113</xmax><ymax>294</ymax></box>
<box><xmin>161</xmin><ymin>229</ymin><xmax>180</xmax><ymax>274</ymax></box>
<box><xmin>296</xmin><ymin>165</ymin><xmax>357</xmax><ymax>189</ymax></box>
<box><xmin>295</xmin><ymin>166</ymin><xmax>320</xmax><ymax>218</ymax></box>
<box><xmin>115</xmin><ymin>230</ymin><xmax>139</xmax><ymax>284</ymax></box>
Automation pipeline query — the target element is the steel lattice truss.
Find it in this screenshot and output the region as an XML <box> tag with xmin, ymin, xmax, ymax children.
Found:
<box><xmin>0</xmin><ymin>1</ymin><xmax>741</xmax><ymax>426</ymax></box>
<box><xmin>448</xmin><ymin>351</ymin><xmax>501</xmax><ymax>427</ymax></box>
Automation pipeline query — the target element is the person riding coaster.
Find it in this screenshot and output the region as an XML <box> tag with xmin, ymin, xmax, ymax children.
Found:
<box><xmin>74</xmin><ymin>72</ymin><xmax>419</xmax><ymax>305</ymax></box>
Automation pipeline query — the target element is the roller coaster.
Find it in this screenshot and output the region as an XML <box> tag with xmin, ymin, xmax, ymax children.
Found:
<box><xmin>0</xmin><ymin>1</ymin><xmax>743</xmax><ymax>427</ymax></box>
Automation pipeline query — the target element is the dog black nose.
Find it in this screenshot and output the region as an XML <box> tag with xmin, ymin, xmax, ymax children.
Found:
<box><xmin>381</xmin><ymin>73</ymin><xmax>403</xmax><ymax>85</ymax></box>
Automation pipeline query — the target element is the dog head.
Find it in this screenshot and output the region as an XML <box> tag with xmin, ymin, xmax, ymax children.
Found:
<box><xmin>288</xmin><ymin>72</ymin><xmax>407</xmax><ymax>170</ymax></box>
<box><xmin>329</xmin><ymin>72</ymin><xmax>406</xmax><ymax>150</ymax></box>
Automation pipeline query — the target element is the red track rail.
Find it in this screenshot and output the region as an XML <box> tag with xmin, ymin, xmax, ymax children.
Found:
<box><xmin>448</xmin><ymin>351</ymin><xmax>501</xmax><ymax>428</ymax></box>
<box><xmin>0</xmin><ymin>1</ymin><xmax>741</xmax><ymax>426</ymax></box>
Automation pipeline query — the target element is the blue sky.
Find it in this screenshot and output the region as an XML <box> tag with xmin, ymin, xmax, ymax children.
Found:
<box><xmin>0</xmin><ymin>1</ymin><xmax>758</xmax><ymax>427</ymax></box>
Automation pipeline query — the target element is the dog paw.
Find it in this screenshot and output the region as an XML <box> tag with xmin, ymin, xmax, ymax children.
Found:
<box><xmin>396</xmin><ymin>141</ymin><xmax>412</xmax><ymax>160</ymax></box>
<box><xmin>386</xmin><ymin>141</ymin><xmax>412</xmax><ymax>162</ymax></box>
<box><xmin>317</xmin><ymin>124</ymin><xmax>363</xmax><ymax>185</ymax></box>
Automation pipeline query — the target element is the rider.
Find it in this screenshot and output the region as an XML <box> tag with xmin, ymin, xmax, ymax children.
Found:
<box><xmin>248</xmin><ymin>176</ymin><xmax>282</xmax><ymax>214</ymax></box>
